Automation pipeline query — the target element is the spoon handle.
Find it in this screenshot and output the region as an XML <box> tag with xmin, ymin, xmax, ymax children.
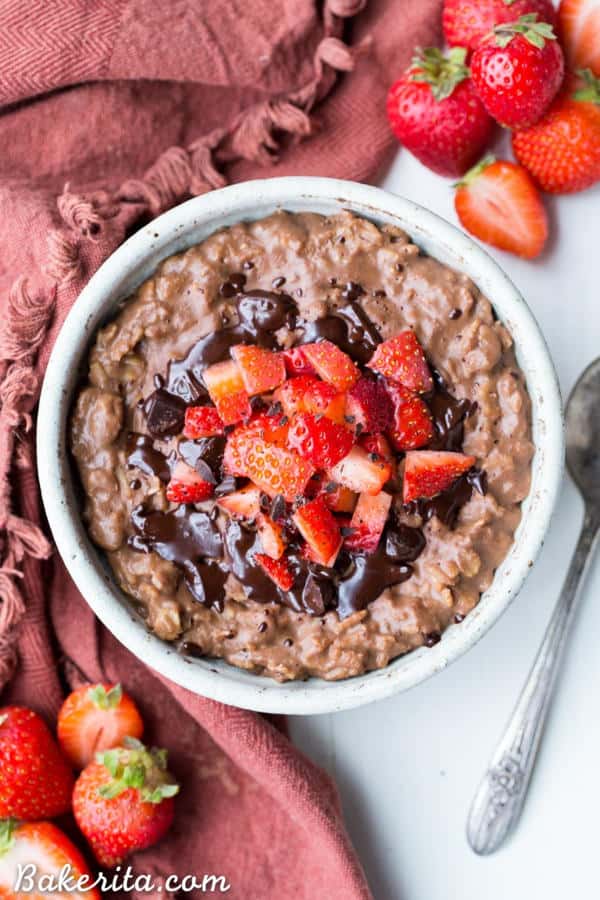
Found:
<box><xmin>466</xmin><ymin>508</ymin><xmax>600</xmax><ymax>855</ymax></box>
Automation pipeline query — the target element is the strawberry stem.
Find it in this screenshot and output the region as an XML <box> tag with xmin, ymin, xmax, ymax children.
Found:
<box><xmin>493</xmin><ymin>14</ymin><xmax>557</xmax><ymax>50</ymax></box>
<box><xmin>89</xmin><ymin>683</ymin><xmax>122</xmax><ymax>710</ymax></box>
<box><xmin>574</xmin><ymin>69</ymin><xmax>600</xmax><ymax>105</ymax></box>
<box><xmin>454</xmin><ymin>154</ymin><xmax>496</xmax><ymax>188</ymax></box>
<box><xmin>0</xmin><ymin>819</ymin><xmax>17</xmax><ymax>857</ymax></box>
<box><xmin>96</xmin><ymin>739</ymin><xmax>179</xmax><ymax>804</ymax></box>
<box><xmin>410</xmin><ymin>47</ymin><xmax>470</xmax><ymax>102</ymax></box>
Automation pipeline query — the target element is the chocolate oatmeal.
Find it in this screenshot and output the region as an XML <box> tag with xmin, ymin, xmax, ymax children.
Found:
<box><xmin>70</xmin><ymin>211</ymin><xmax>533</xmax><ymax>682</ymax></box>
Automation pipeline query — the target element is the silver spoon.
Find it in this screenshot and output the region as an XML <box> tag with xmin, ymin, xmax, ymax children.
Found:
<box><xmin>466</xmin><ymin>357</ymin><xmax>600</xmax><ymax>855</ymax></box>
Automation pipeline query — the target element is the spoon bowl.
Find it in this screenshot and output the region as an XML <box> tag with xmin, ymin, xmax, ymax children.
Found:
<box><xmin>566</xmin><ymin>357</ymin><xmax>600</xmax><ymax>505</ymax></box>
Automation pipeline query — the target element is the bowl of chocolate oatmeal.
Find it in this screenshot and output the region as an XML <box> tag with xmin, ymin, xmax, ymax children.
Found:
<box><xmin>37</xmin><ymin>177</ymin><xmax>563</xmax><ymax>714</ymax></box>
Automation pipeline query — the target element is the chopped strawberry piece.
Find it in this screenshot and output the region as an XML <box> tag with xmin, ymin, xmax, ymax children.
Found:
<box><xmin>328</xmin><ymin>445</ymin><xmax>392</xmax><ymax>496</ymax></box>
<box><xmin>403</xmin><ymin>450</ymin><xmax>476</xmax><ymax>503</ymax></box>
<box><xmin>223</xmin><ymin>415</ymin><xmax>289</xmax><ymax>475</ymax></box>
<box><xmin>292</xmin><ymin>497</ymin><xmax>343</xmax><ymax>567</ymax></box>
<box><xmin>368</xmin><ymin>331</ymin><xmax>433</xmax><ymax>393</ymax></box>
<box><xmin>226</xmin><ymin>437</ymin><xmax>314</xmax><ymax>501</ymax></box>
<box><xmin>287</xmin><ymin>413</ymin><xmax>354</xmax><ymax>469</ymax></box>
<box><xmin>322</xmin><ymin>482</ymin><xmax>358</xmax><ymax>514</ymax></box>
<box><xmin>255</xmin><ymin>553</ymin><xmax>295</xmax><ymax>591</ymax></box>
<box><xmin>183</xmin><ymin>405</ymin><xmax>224</xmax><ymax>439</ymax></box>
<box><xmin>217</xmin><ymin>484</ymin><xmax>261</xmax><ymax>519</ymax></box>
<box><xmin>230</xmin><ymin>344</ymin><xmax>286</xmax><ymax>395</ymax></box>
<box><xmin>166</xmin><ymin>461</ymin><xmax>214</xmax><ymax>504</ymax></box>
<box><xmin>203</xmin><ymin>359</ymin><xmax>251</xmax><ymax>425</ymax></box>
<box><xmin>386</xmin><ymin>383</ymin><xmax>434</xmax><ymax>451</ymax></box>
<box><xmin>257</xmin><ymin>512</ymin><xmax>286</xmax><ymax>559</ymax></box>
<box><xmin>301</xmin><ymin>340</ymin><xmax>360</xmax><ymax>391</ymax></box>
<box><xmin>283</xmin><ymin>347</ymin><xmax>315</xmax><ymax>377</ymax></box>
<box><xmin>344</xmin><ymin>491</ymin><xmax>392</xmax><ymax>553</ymax></box>
<box><xmin>274</xmin><ymin>375</ymin><xmax>346</xmax><ymax>424</ymax></box>
<box><xmin>346</xmin><ymin>377</ymin><xmax>394</xmax><ymax>433</ymax></box>
<box><xmin>359</xmin><ymin>432</ymin><xmax>394</xmax><ymax>462</ymax></box>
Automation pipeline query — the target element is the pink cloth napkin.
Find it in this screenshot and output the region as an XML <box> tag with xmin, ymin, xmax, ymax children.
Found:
<box><xmin>0</xmin><ymin>1</ymin><xmax>442</xmax><ymax>896</ymax></box>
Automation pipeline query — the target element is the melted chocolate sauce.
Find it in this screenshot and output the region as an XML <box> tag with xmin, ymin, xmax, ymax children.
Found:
<box><xmin>129</xmin><ymin>279</ymin><xmax>482</xmax><ymax>619</ymax></box>
<box><xmin>130</xmin><ymin>505</ymin><xmax>227</xmax><ymax>610</ymax></box>
<box><xmin>126</xmin><ymin>433</ymin><xmax>171</xmax><ymax>482</ymax></box>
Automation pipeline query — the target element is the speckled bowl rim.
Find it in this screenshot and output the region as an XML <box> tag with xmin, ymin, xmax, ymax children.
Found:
<box><xmin>37</xmin><ymin>177</ymin><xmax>564</xmax><ymax>715</ymax></box>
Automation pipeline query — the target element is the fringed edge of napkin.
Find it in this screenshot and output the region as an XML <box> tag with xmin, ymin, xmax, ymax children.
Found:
<box><xmin>0</xmin><ymin>0</ymin><xmax>369</xmax><ymax>691</ymax></box>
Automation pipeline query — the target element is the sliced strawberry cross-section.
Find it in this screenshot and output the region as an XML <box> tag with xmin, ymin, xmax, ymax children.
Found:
<box><xmin>166</xmin><ymin>460</ymin><xmax>214</xmax><ymax>504</ymax></box>
<box><xmin>203</xmin><ymin>359</ymin><xmax>251</xmax><ymax>425</ymax></box>
<box><xmin>287</xmin><ymin>412</ymin><xmax>355</xmax><ymax>469</ymax></box>
<box><xmin>345</xmin><ymin>377</ymin><xmax>394</xmax><ymax>433</ymax></box>
<box><xmin>255</xmin><ymin>552</ymin><xmax>295</xmax><ymax>592</ymax></box>
<box><xmin>344</xmin><ymin>491</ymin><xmax>392</xmax><ymax>553</ymax></box>
<box><xmin>368</xmin><ymin>331</ymin><xmax>433</xmax><ymax>393</ymax></box>
<box><xmin>301</xmin><ymin>340</ymin><xmax>360</xmax><ymax>391</ymax></box>
<box><xmin>386</xmin><ymin>382</ymin><xmax>434</xmax><ymax>451</ymax></box>
<box><xmin>328</xmin><ymin>445</ymin><xmax>392</xmax><ymax>496</ymax></box>
<box><xmin>228</xmin><ymin>437</ymin><xmax>314</xmax><ymax>502</ymax></box>
<box><xmin>183</xmin><ymin>405</ymin><xmax>224</xmax><ymax>439</ymax></box>
<box><xmin>292</xmin><ymin>496</ymin><xmax>343</xmax><ymax>567</ymax></box>
<box><xmin>217</xmin><ymin>484</ymin><xmax>262</xmax><ymax>520</ymax></box>
<box><xmin>230</xmin><ymin>344</ymin><xmax>286</xmax><ymax>395</ymax></box>
<box><xmin>403</xmin><ymin>450</ymin><xmax>476</xmax><ymax>504</ymax></box>
<box><xmin>223</xmin><ymin>415</ymin><xmax>289</xmax><ymax>475</ymax></box>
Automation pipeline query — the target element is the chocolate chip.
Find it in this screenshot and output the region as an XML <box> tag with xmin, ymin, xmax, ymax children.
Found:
<box><xmin>325</xmin><ymin>481</ymin><xmax>338</xmax><ymax>493</ymax></box>
<box><xmin>278</xmin><ymin>415</ymin><xmax>288</xmax><ymax>426</ymax></box>
<box><xmin>296</xmin><ymin>288</ymin><xmax>303</xmax><ymax>297</ymax></box>
<box><xmin>242</xmin><ymin>260</ymin><xmax>254</xmax><ymax>270</ymax></box>
<box><xmin>395</xmin><ymin>263</ymin><xmax>404</xmax><ymax>273</ymax></box>
<box><xmin>266</xmin><ymin>400</ymin><xmax>283</xmax><ymax>417</ymax></box>
<box><xmin>153</xmin><ymin>373</ymin><xmax>165</xmax><ymax>389</ymax></box>
<box><xmin>130</xmin><ymin>479</ymin><xmax>141</xmax><ymax>490</ymax></box>
<box><xmin>340</xmin><ymin>526</ymin><xmax>356</xmax><ymax>537</ymax></box>
<box><xmin>257</xmin><ymin>622</ymin><xmax>268</xmax><ymax>633</ymax></box>
<box><xmin>454</xmin><ymin>613</ymin><xmax>465</xmax><ymax>624</ymax></box>
<box><xmin>328</xmin><ymin>277</ymin><xmax>337</xmax><ymax>286</ymax></box>
<box><xmin>143</xmin><ymin>389</ymin><xmax>186</xmax><ymax>438</ymax></box>
<box><xmin>272</xmin><ymin>276</ymin><xmax>286</xmax><ymax>289</ymax></box>
<box><xmin>283</xmin><ymin>638</ymin><xmax>293</xmax><ymax>648</ymax></box>
<box><xmin>449</xmin><ymin>308</ymin><xmax>462</xmax><ymax>320</ymax></box>
<box><xmin>344</xmin><ymin>414</ymin><xmax>356</xmax><ymax>424</ymax></box>
<box><xmin>215</xmin><ymin>474</ymin><xmax>237</xmax><ymax>497</ymax></box>
<box><xmin>270</xmin><ymin>494</ymin><xmax>286</xmax><ymax>521</ymax></box>
<box><xmin>424</xmin><ymin>631</ymin><xmax>441</xmax><ymax>647</ymax></box>
<box><xmin>372</xmin><ymin>289</ymin><xmax>386</xmax><ymax>298</ymax></box>
<box><xmin>341</xmin><ymin>281</ymin><xmax>365</xmax><ymax>302</ymax></box>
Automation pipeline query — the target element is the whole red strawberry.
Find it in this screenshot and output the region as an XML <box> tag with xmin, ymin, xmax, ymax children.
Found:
<box><xmin>73</xmin><ymin>737</ymin><xmax>179</xmax><ymax>867</ymax></box>
<box><xmin>443</xmin><ymin>0</ymin><xmax>556</xmax><ymax>53</ymax></box>
<box><xmin>470</xmin><ymin>14</ymin><xmax>565</xmax><ymax>128</ymax></box>
<box><xmin>512</xmin><ymin>69</ymin><xmax>600</xmax><ymax>192</ymax></box>
<box><xmin>386</xmin><ymin>47</ymin><xmax>494</xmax><ymax>177</ymax></box>
<box><xmin>558</xmin><ymin>0</ymin><xmax>600</xmax><ymax>77</ymax></box>
<box><xmin>0</xmin><ymin>706</ymin><xmax>74</xmax><ymax>820</ymax></box>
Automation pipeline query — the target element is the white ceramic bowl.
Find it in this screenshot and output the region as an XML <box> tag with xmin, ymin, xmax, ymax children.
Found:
<box><xmin>37</xmin><ymin>177</ymin><xmax>564</xmax><ymax>715</ymax></box>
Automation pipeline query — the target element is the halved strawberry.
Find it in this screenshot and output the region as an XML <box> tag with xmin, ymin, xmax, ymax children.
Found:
<box><xmin>257</xmin><ymin>513</ymin><xmax>286</xmax><ymax>559</ymax></box>
<box><xmin>0</xmin><ymin>820</ymin><xmax>101</xmax><ymax>900</ymax></box>
<box><xmin>228</xmin><ymin>437</ymin><xmax>314</xmax><ymax>501</ymax></box>
<box><xmin>202</xmin><ymin>359</ymin><xmax>251</xmax><ymax>425</ymax></box>
<box><xmin>368</xmin><ymin>331</ymin><xmax>433</xmax><ymax>393</ymax></box>
<box><xmin>230</xmin><ymin>344</ymin><xmax>286</xmax><ymax>395</ymax></box>
<box><xmin>386</xmin><ymin>383</ymin><xmax>434</xmax><ymax>451</ymax></box>
<box><xmin>217</xmin><ymin>484</ymin><xmax>262</xmax><ymax>519</ymax></box>
<box><xmin>403</xmin><ymin>450</ymin><xmax>476</xmax><ymax>503</ymax></box>
<box><xmin>345</xmin><ymin>377</ymin><xmax>394</xmax><ymax>433</ymax></box>
<box><xmin>454</xmin><ymin>156</ymin><xmax>548</xmax><ymax>260</ymax></box>
<box><xmin>283</xmin><ymin>346</ymin><xmax>315</xmax><ymax>376</ymax></box>
<box><xmin>183</xmin><ymin>405</ymin><xmax>224</xmax><ymax>439</ymax></box>
<box><xmin>292</xmin><ymin>497</ymin><xmax>343</xmax><ymax>567</ymax></box>
<box><xmin>255</xmin><ymin>553</ymin><xmax>295</xmax><ymax>591</ymax></box>
<box><xmin>287</xmin><ymin>413</ymin><xmax>355</xmax><ymax>469</ymax></box>
<box><xmin>301</xmin><ymin>341</ymin><xmax>360</xmax><ymax>391</ymax></box>
<box><xmin>328</xmin><ymin>446</ymin><xmax>392</xmax><ymax>496</ymax></box>
<box><xmin>322</xmin><ymin>482</ymin><xmax>358</xmax><ymax>514</ymax></box>
<box><xmin>166</xmin><ymin>460</ymin><xmax>214</xmax><ymax>504</ymax></box>
<box><xmin>344</xmin><ymin>491</ymin><xmax>392</xmax><ymax>553</ymax></box>
<box><xmin>57</xmin><ymin>683</ymin><xmax>144</xmax><ymax>771</ymax></box>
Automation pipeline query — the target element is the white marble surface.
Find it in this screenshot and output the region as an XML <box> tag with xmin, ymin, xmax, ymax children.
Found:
<box><xmin>289</xmin><ymin>142</ymin><xmax>600</xmax><ymax>899</ymax></box>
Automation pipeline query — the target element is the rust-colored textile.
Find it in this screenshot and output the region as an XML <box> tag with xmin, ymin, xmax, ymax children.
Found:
<box><xmin>0</xmin><ymin>1</ymin><xmax>441</xmax><ymax>897</ymax></box>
